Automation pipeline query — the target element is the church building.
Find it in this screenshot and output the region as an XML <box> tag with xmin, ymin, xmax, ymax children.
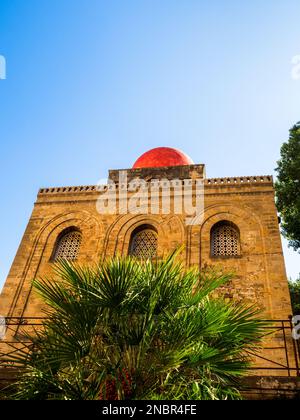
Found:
<box><xmin>0</xmin><ymin>147</ymin><xmax>294</xmax><ymax>376</ymax></box>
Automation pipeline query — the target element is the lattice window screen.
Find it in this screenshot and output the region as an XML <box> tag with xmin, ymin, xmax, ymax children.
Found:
<box><xmin>53</xmin><ymin>230</ymin><xmax>82</xmax><ymax>261</ymax></box>
<box><xmin>130</xmin><ymin>229</ymin><xmax>158</xmax><ymax>259</ymax></box>
<box><xmin>211</xmin><ymin>223</ymin><xmax>240</xmax><ymax>257</ymax></box>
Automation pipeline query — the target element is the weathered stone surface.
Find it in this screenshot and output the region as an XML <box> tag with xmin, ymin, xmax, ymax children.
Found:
<box><xmin>240</xmin><ymin>376</ymin><xmax>300</xmax><ymax>400</ymax></box>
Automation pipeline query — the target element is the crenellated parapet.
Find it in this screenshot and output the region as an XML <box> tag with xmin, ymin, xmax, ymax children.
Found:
<box><xmin>37</xmin><ymin>174</ymin><xmax>273</xmax><ymax>197</ymax></box>
<box><xmin>205</xmin><ymin>175</ymin><xmax>273</xmax><ymax>185</ymax></box>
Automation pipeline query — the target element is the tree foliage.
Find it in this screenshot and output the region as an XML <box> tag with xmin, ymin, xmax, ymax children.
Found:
<box><xmin>275</xmin><ymin>122</ymin><xmax>300</xmax><ymax>251</ymax></box>
<box><xmin>289</xmin><ymin>277</ymin><xmax>300</xmax><ymax>315</ymax></box>
<box><xmin>7</xmin><ymin>252</ymin><xmax>267</xmax><ymax>400</ymax></box>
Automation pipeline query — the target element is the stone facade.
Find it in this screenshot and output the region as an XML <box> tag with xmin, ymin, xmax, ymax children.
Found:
<box><xmin>0</xmin><ymin>163</ymin><xmax>294</xmax><ymax>375</ymax></box>
<box><xmin>0</xmin><ymin>164</ymin><xmax>291</xmax><ymax>318</ymax></box>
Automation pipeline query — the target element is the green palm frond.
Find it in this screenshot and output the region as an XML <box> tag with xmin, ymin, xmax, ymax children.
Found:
<box><xmin>9</xmin><ymin>251</ymin><xmax>269</xmax><ymax>400</ymax></box>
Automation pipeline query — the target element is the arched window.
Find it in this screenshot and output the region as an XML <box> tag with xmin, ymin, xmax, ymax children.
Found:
<box><xmin>129</xmin><ymin>225</ymin><xmax>158</xmax><ymax>260</ymax></box>
<box><xmin>52</xmin><ymin>228</ymin><xmax>82</xmax><ymax>261</ymax></box>
<box><xmin>210</xmin><ymin>221</ymin><xmax>240</xmax><ymax>257</ymax></box>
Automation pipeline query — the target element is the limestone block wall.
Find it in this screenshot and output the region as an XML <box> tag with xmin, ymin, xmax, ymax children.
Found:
<box><xmin>0</xmin><ymin>171</ymin><xmax>292</xmax><ymax>323</ymax></box>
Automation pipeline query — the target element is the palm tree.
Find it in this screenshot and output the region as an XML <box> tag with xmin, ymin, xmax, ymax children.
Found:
<box><xmin>9</xmin><ymin>251</ymin><xmax>267</xmax><ymax>400</ymax></box>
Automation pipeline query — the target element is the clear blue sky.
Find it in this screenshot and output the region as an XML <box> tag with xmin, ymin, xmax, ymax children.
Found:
<box><xmin>0</xmin><ymin>0</ymin><xmax>299</xmax><ymax>291</ymax></box>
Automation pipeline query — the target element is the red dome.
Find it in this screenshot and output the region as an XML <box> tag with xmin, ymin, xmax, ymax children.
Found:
<box><xmin>132</xmin><ymin>147</ymin><xmax>194</xmax><ymax>169</ymax></box>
